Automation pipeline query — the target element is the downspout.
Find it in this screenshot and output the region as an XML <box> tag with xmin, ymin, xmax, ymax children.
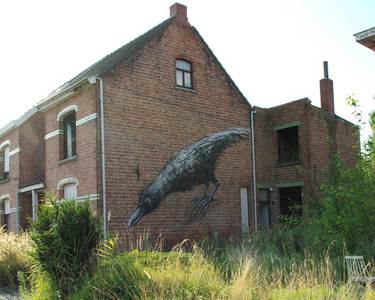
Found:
<box><xmin>88</xmin><ymin>76</ymin><xmax>107</xmax><ymax>239</ymax></box>
<box><xmin>250</xmin><ymin>108</ymin><xmax>257</xmax><ymax>231</ymax></box>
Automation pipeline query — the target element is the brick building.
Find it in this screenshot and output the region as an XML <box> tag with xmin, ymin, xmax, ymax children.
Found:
<box><xmin>354</xmin><ymin>27</ymin><xmax>375</xmax><ymax>53</ymax></box>
<box><xmin>0</xmin><ymin>3</ymin><xmax>358</xmax><ymax>242</ymax></box>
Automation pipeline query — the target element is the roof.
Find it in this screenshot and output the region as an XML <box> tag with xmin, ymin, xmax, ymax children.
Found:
<box><xmin>2</xmin><ymin>14</ymin><xmax>249</xmax><ymax>138</ymax></box>
<box><xmin>0</xmin><ymin>107</ymin><xmax>38</xmax><ymax>138</ymax></box>
<box><xmin>51</xmin><ymin>16</ymin><xmax>175</xmax><ymax>95</ymax></box>
<box><xmin>354</xmin><ymin>27</ymin><xmax>375</xmax><ymax>51</ymax></box>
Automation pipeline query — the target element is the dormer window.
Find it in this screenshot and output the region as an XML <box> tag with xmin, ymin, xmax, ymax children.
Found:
<box><xmin>176</xmin><ymin>59</ymin><xmax>192</xmax><ymax>89</ymax></box>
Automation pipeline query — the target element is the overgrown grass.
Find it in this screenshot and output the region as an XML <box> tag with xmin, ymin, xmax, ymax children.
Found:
<box><xmin>23</xmin><ymin>233</ymin><xmax>374</xmax><ymax>300</ymax></box>
<box><xmin>0</xmin><ymin>228</ymin><xmax>32</xmax><ymax>288</ymax></box>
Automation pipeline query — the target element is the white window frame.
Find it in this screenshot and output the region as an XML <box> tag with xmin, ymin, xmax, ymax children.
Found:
<box><xmin>57</xmin><ymin>105</ymin><xmax>78</xmax><ymax>122</ymax></box>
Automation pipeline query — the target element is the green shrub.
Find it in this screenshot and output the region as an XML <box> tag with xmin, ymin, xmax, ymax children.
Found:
<box><xmin>30</xmin><ymin>194</ymin><xmax>100</xmax><ymax>296</ymax></box>
<box><xmin>0</xmin><ymin>229</ymin><xmax>32</xmax><ymax>288</ymax></box>
<box><xmin>303</xmin><ymin>155</ymin><xmax>375</xmax><ymax>258</ymax></box>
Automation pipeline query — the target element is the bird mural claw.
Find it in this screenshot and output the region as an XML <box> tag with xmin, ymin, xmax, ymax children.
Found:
<box><xmin>192</xmin><ymin>182</ymin><xmax>220</xmax><ymax>216</ymax></box>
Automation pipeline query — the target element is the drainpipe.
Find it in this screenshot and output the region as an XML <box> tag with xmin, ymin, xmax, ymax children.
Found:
<box><xmin>250</xmin><ymin>108</ymin><xmax>257</xmax><ymax>231</ymax></box>
<box><xmin>88</xmin><ymin>76</ymin><xmax>107</xmax><ymax>239</ymax></box>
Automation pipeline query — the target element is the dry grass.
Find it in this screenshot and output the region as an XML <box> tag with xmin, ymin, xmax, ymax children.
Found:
<box><xmin>0</xmin><ymin>227</ymin><xmax>32</xmax><ymax>288</ymax></box>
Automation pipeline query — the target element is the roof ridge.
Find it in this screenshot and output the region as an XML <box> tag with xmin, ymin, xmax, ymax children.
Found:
<box><xmin>191</xmin><ymin>26</ymin><xmax>249</xmax><ymax>107</ymax></box>
<box><xmin>51</xmin><ymin>16</ymin><xmax>175</xmax><ymax>95</ymax></box>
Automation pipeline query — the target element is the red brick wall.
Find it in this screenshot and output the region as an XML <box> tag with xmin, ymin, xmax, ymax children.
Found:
<box><xmin>19</xmin><ymin>112</ymin><xmax>45</xmax><ymax>187</ymax></box>
<box><xmin>0</xmin><ymin>129</ymin><xmax>20</xmax><ymax>232</ymax></box>
<box><xmin>254</xmin><ymin>99</ymin><xmax>358</xmax><ymax>227</ymax></box>
<box><xmin>101</xmin><ymin>18</ymin><xmax>252</xmax><ymax>243</ymax></box>
<box><xmin>43</xmin><ymin>86</ymin><xmax>98</xmax><ymax>202</ymax></box>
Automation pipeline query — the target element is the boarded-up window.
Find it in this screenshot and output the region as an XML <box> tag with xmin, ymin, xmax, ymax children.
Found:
<box><xmin>64</xmin><ymin>183</ymin><xmax>77</xmax><ymax>200</ymax></box>
<box><xmin>258</xmin><ymin>189</ymin><xmax>270</xmax><ymax>228</ymax></box>
<box><xmin>3</xmin><ymin>198</ymin><xmax>10</xmax><ymax>232</ymax></box>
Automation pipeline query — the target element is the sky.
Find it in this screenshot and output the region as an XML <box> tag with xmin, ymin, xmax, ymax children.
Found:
<box><xmin>0</xmin><ymin>0</ymin><xmax>374</xmax><ymax>138</ymax></box>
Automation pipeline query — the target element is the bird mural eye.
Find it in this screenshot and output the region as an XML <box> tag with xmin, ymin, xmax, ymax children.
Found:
<box><xmin>128</xmin><ymin>127</ymin><xmax>250</xmax><ymax>227</ymax></box>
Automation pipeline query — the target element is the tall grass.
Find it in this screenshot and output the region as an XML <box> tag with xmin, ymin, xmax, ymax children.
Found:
<box><xmin>0</xmin><ymin>227</ymin><xmax>32</xmax><ymax>288</ymax></box>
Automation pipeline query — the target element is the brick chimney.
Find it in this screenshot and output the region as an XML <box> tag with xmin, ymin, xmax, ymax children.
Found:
<box><xmin>320</xmin><ymin>61</ymin><xmax>335</xmax><ymax>114</ymax></box>
<box><xmin>170</xmin><ymin>3</ymin><xmax>188</xmax><ymax>26</ymax></box>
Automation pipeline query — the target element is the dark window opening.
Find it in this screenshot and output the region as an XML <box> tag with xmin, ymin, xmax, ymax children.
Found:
<box><xmin>62</xmin><ymin>113</ymin><xmax>76</xmax><ymax>159</ymax></box>
<box><xmin>277</xmin><ymin>126</ymin><xmax>299</xmax><ymax>163</ymax></box>
<box><xmin>258</xmin><ymin>188</ymin><xmax>271</xmax><ymax>228</ymax></box>
<box><xmin>176</xmin><ymin>59</ymin><xmax>192</xmax><ymax>89</ymax></box>
<box><xmin>279</xmin><ymin>186</ymin><xmax>302</xmax><ymax>219</ymax></box>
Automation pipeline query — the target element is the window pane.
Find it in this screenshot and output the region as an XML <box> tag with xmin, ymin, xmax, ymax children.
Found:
<box><xmin>176</xmin><ymin>70</ymin><xmax>183</xmax><ymax>86</ymax></box>
<box><xmin>184</xmin><ymin>72</ymin><xmax>192</xmax><ymax>88</ymax></box>
<box><xmin>176</xmin><ymin>60</ymin><xmax>191</xmax><ymax>71</ymax></box>
<box><xmin>64</xmin><ymin>184</ymin><xmax>77</xmax><ymax>200</ymax></box>
<box><xmin>4</xmin><ymin>198</ymin><xmax>10</xmax><ymax>214</ymax></box>
<box><xmin>3</xmin><ymin>146</ymin><xmax>9</xmax><ymax>173</ymax></box>
<box><xmin>63</xmin><ymin>114</ymin><xmax>76</xmax><ymax>159</ymax></box>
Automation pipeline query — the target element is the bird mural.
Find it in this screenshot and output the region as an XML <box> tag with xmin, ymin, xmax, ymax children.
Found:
<box><xmin>128</xmin><ymin>127</ymin><xmax>250</xmax><ymax>227</ymax></box>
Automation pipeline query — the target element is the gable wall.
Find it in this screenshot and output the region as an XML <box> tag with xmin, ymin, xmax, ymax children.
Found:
<box><xmin>102</xmin><ymin>19</ymin><xmax>252</xmax><ymax>244</ymax></box>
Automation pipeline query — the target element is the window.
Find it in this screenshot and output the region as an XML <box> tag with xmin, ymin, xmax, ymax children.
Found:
<box><xmin>176</xmin><ymin>59</ymin><xmax>192</xmax><ymax>89</ymax></box>
<box><xmin>258</xmin><ymin>189</ymin><xmax>271</xmax><ymax>228</ymax></box>
<box><xmin>3</xmin><ymin>198</ymin><xmax>10</xmax><ymax>232</ymax></box>
<box><xmin>3</xmin><ymin>145</ymin><xmax>9</xmax><ymax>179</ymax></box>
<box><xmin>62</xmin><ymin>113</ymin><xmax>76</xmax><ymax>159</ymax></box>
<box><xmin>279</xmin><ymin>186</ymin><xmax>302</xmax><ymax>219</ymax></box>
<box><xmin>63</xmin><ymin>183</ymin><xmax>77</xmax><ymax>200</ymax></box>
<box><xmin>277</xmin><ymin>126</ymin><xmax>299</xmax><ymax>163</ymax></box>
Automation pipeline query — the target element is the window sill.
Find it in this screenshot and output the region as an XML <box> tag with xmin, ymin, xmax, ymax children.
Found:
<box><xmin>175</xmin><ymin>86</ymin><xmax>196</xmax><ymax>93</ymax></box>
<box><xmin>58</xmin><ymin>155</ymin><xmax>77</xmax><ymax>165</ymax></box>
<box><xmin>0</xmin><ymin>178</ymin><xmax>10</xmax><ymax>185</ymax></box>
<box><xmin>276</xmin><ymin>160</ymin><xmax>303</xmax><ymax>168</ymax></box>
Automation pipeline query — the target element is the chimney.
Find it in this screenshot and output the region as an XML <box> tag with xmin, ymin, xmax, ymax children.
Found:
<box><xmin>170</xmin><ymin>3</ymin><xmax>188</xmax><ymax>26</ymax></box>
<box><xmin>320</xmin><ymin>61</ymin><xmax>335</xmax><ymax>114</ymax></box>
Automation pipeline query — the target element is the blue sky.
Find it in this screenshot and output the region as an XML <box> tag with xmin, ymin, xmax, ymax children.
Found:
<box><xmin>0</xmin><ymin>0</ymin><xmax>374</xmax><ymax>137</ymax></box>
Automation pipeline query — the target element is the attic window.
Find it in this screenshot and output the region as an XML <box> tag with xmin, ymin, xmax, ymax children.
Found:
<box><xmin>277</xmin><ymin>126</ymin><xmax>299</xmax><ymax>163</ymax></box>
<box><xmin>176</xmin><ymin>59</ymin><xmax>192</xmax><ymax>89</ymax></box>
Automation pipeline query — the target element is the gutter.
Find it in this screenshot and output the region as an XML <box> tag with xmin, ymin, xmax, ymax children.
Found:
<box><xmin>37</xmin><ymin>77</ymin><xmax>90</xmax><ymax>112</ymax></box>
<box><xmin>88</xmin><ymin>76</ymin><xmax>108</xmax><ymax>239</ymax></box>
<box><xmin>250</xmin><ymin>108</ymin><xmax>257</xmax><ymax>231</ymax></box>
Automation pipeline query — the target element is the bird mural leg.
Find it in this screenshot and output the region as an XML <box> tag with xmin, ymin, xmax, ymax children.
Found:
<box><xmin>192</xmin><ymin>182</ymin><xmax>220</xmax><ymax>216</ymax></box>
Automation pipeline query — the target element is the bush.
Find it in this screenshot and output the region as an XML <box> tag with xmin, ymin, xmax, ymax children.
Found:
<box><xmin>0</xmin><ymin>229</ymin><xmax>32</xmax><ymax>288</ymax></box>
<box><xmin>303</xmin><ymin>155</ymin><xmax>375</xmax><ymax>258</ymax></box>
<box><xmin>29</xmin><ymin>194</ymin><xmax>100</xmax><ymax>296</ymax></box>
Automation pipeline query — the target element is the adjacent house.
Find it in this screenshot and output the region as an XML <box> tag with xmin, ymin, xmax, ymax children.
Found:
<box><xmin>0</xmin><ymin>3</ymin><xmax>358</xmax><ymax>244</ymax></box>
<box><xmin>354</xmin><ymin>27</ymin><xmax>375</xmax><ymax>53</ymax></box>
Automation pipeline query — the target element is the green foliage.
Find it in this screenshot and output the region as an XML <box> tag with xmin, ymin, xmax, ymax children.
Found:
<box><xmin>72</xmin><ymin>253</ymin><xmax>147</xmax><ymax>300</ymax></box>
<box><xmin>0</xmin><ymin>229</ymin><xmax>32</xmax><ymax>288</ymax></box>
<box><xmin>29</xmin><ymin>194</ymin><xmax>100</xmax><ymax>297</ymax></box>
<box><xmin>303</xmin><ymin>154</ymin><xmax>375</xmax><ymax>257</ymax></box>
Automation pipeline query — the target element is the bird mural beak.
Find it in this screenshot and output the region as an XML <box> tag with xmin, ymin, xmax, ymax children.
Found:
<box><xmin>128</xmin><ymin>207</ymin><xmax>145</xmax><ymax>227</ymax></box>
